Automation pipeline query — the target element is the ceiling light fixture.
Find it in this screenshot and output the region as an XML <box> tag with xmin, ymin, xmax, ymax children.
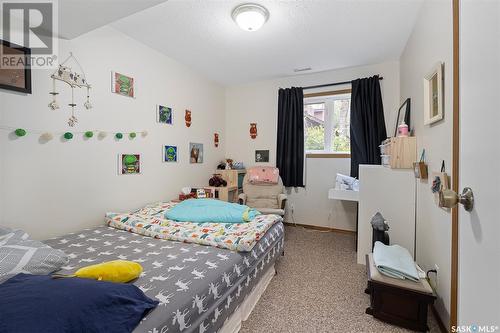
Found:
<box><xmin>232</xmin><ymin>3</ymin><xmax>269</xmax><ymax>32</ymax></box>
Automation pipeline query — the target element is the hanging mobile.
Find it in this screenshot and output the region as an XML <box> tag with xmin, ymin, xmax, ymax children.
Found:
<box><xmin>67</xmin><ymin>87</ymin><xmax>78</xmax><ymax>127</ymax></box>
<box><xmin>48</xmin><ymin>78</ymin><xmax>59</xmax><ymax>110</ymax></box>
<box><xmin>84</xmin><ymin>86</ymin><xmax>92</xmax><ymax>110</ymax></box>
<box><xmin>49</xmin><ymin>52</ymin><xmax>92</xmax><ymax>126</ymax></box>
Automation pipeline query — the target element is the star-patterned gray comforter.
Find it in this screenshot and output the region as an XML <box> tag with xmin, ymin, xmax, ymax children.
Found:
<box><xmin>45</xmin><ymin>222</ymin><xmax>285</xmax><ymax>333</ymax></box>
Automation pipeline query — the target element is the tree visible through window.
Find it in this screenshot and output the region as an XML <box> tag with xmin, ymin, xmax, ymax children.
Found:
<box><xmin>304</xmin><ymin>93</ymin><xmax>351</xmax><ymax>153</ymax></box>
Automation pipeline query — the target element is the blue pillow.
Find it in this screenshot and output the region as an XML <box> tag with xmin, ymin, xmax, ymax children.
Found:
<box><xmin>165</xmin><ymin>198</ymin><xmax>260</xmax><ymax>223</ymax></box>
<box><xmin>0</xmin><ymin>273</ymin><xmax>158</xmax><ymax>333</ymax></box>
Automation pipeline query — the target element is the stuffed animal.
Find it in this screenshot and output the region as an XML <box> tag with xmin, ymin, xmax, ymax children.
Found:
<box><xmin>53</xmin><ymin>260</ymin><xmax>143</xmax><ymax>283</ymax></box>
<box><xmin>209</xmin><ymin>174</ymin><xmax>227</xmax><ymax>187</ymax></box>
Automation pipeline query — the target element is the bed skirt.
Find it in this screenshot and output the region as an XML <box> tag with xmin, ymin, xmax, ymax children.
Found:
<box><xmin>220</xmin><ymin>264</ymin><xmax>276</xmax><ymax>333</ymax></box>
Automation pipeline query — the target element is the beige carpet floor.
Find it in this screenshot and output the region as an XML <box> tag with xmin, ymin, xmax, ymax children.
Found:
<box><xmin>240</xmin><ymin>225</ymin><xmax>440</xmax><ymax>333</ymax></box>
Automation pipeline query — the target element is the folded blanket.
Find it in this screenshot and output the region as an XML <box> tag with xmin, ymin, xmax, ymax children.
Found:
<box><xmin>373</xmin><ymin>241</ymin><xmax>419</xmax><ymax>282</ymax></box>
<box><xmin>106</xmin><ymin>201</ymin><xmax>282</xmax><ymax>252</ymax></box>
<box><xmin>165</xmin><ymin>199</ymin><xmax>260</xmax><ymax>223</ymax></box>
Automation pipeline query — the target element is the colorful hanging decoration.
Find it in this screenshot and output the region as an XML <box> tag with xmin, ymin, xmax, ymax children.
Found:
<box><xmin>185</xmin><ymin>110</ymin><xmax>192</xmax><ymax>127</ymax></box>
<box><xmin>49</xmin><ymin>52</ymin><xmax>92</xmax><ymax>127</ymax></box>
<box><xmin>250</xmin><ymin>123</ymin><xmax>257</xmax><ymax>139</ymax></box>
<box><xmin>40</xmin><ymin>132</ymin><xmax>54</xmax><ymax>142</ymax></box>
<box><xmin>14</xmin><ymin>128</ymin><xmax>26</xmax><ymax>137</ymax></box>
<box><xmin>214</xmin><ymin>133</ymin><xmax>219</xmax><ymax>147</ymax></box>
<box><xmin>1</xmin><ymin>126</ymin><xmax>147</xmax><ymax>143</ymax></box>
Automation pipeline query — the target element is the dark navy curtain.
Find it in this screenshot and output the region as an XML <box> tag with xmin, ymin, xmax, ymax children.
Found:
<box><xmin>276</xmin><ymin>87</ymin><xmax>304</xmax><ymax>187</ymax></box>
<box><xmin>350</xmin><ymin>75</ymin><xmax>387</xmax><ymax>178</ymax></box>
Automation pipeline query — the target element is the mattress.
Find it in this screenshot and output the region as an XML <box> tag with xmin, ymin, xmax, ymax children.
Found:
<box><xmin>45</xmin><ymin>222</ymin><xmax>285</xmax><ymax>333</ymax></box>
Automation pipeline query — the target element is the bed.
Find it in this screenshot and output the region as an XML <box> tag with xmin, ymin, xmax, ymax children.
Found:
<box><xmin>45</xmin><ymin>201</ymin><xmax>285</xmax><ymax>333</ymax></box>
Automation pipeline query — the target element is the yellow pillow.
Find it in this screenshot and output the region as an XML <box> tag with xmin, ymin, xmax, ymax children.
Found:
<box><xmin>56</xmin><ymin>260</ymin><xmax>143</xmax><ymax>283</ymax></box>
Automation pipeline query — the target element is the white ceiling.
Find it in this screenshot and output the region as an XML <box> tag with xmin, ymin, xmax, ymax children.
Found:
<box><xmin>65</xmin><ymin>0</ymin><xmax>421</xmax><ymax>85</ymax></box>
<box><xmin>59</xmin><ymin>0</ymin><xmax>168</xmax><ymax>39</ymax></box>
<box><xmin>109</xmin><ymin>0</ymin><xmax>423</xmax><ymax>85</ymax></box>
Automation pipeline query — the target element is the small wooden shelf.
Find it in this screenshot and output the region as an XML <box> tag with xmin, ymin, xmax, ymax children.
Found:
<box><xmin>203</xmin><ymin>186</ymin><xmax>238</xmax><ymax>203</ymax></box>
<box><xmin>380</xmin><ymin>137</ymin><xmax>417</xmax><ymax>169</ymax></box>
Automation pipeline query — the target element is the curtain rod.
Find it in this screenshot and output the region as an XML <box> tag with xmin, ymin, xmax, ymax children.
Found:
<box><xmin>302</xmin><ymin>76</ymin><xmax>383</xmax><ymax>90</ymax></box>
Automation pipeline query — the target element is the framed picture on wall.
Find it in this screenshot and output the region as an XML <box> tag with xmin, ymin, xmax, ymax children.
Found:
<box><xmin>163</xmin><ymin>145</ymin><xmax>178</xmax><ymax>162</ymax></box>
<box><xmin>111</xmin><ymin>71</ymin><xmax>135</xmax><ymax>98</ymax></box>
<box><xmin>157</xmin><ymin>105</ymin><xmax>173</xmax><ymax>124</ymax></box>
<box><xmin>394</xmin><ymin>98</ymin><xmax>411</xmax><ymax>137</ymax></box>
<box><xmin>0</xmin><ymin>40</ymin><xmax>32</xmax><ymax>94</ymax></box>
<box><xmin>423</xmin><ymin>62</ymin><xmax>444</xmax><ymax>125</ymax></box>
<box><xmin>189</xmin><ymin>142</ymin><xmax>203</xmax><ymax>163</ymax></box>
<box><xmin>255</xmin><ymin>150</ymin><xmax>270</xmax><ymax>162</ymax></box>
<box><xmin>118</xmin><ymin>153</ymin><xmax>141</xmax><ymax>175</ymax></box>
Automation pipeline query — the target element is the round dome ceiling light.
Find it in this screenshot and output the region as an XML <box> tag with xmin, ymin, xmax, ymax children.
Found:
<box><xmin>232</xmin><ymin>3</ymin><xmax>269</xmax><ymax>32</ymax></box>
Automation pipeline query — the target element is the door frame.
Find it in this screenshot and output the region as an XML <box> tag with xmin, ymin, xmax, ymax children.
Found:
<box><xmin>450</xmin><ymin>0</ymin><xmax>459</xmax><ymax>330</ymax></box>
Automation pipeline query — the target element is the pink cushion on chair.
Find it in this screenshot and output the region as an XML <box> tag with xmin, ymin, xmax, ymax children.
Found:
<box><xmin>247</xmin><ymin>167</ymin><xmax>279</xmax><ymax>184</ymax></box>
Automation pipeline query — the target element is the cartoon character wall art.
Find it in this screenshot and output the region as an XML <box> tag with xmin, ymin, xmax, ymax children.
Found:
<box><xmin>157</xmin><ymin>105</ymin><xmax>173</xmax><ymax>124</ymax></box>
<box><xmin>164</xmin><ymin>145</ymin><xmax>178</xmax><ymax>162</ymax></box>
<box><xmin>111</xmin><ymin>72</ymin><xmax>134</xmax><ymax>98</ymax></box>
<box><xmin>119</xmin><ymin>154</ymin><xmax>141</xmax><ymax>175</ymax></box>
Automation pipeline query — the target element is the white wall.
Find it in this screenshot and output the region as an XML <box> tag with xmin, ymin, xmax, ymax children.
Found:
<box><xmin>225</xmin><ymin>61</ymin><xmax>400</xmax><ymax>230</ymax></box>
<box><xmin>0</xmin><ymin>26</ymin><xmax>225</xmax><ymax>240</ymax></box>
<box><xmin>399</xmin><ymin>0</ymin><xmax>453</xmax><ymax>325</ymax></box>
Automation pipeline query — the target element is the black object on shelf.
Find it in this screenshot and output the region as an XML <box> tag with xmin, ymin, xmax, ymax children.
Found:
<box><xmin>371</xmin><ymin>212</ymin><xmax>390</xmax><ymax>250</ymax></box>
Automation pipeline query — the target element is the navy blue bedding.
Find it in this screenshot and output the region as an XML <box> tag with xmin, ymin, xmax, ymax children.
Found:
<box><xmin>0</xmin><ymin>273</ymin><xmax>158</xmax><ymax>333</ymax></box>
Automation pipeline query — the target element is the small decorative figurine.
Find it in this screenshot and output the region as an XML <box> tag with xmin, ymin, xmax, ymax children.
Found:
<box><xmin>214</xmin><ymin>133</ymin><xmax>219</xmax><ymax>147</ymax></box>
<box><xmin>185</xmin><ymin>110</ymin><xmax>192</xmax><ymax>127</ymax></box>
<box><xmin>250</xmin><ymin>123</ymin><xmax>257</xmax><ymax>139</ymax></box>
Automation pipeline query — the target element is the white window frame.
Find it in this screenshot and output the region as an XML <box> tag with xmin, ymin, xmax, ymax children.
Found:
<box><xmin>304</xmin><ymin>92</ymin><xmax>351</xmax><ymax>156</ymax></box>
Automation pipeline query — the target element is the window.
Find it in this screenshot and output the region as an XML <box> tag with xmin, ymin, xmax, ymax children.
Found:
<box><xmin>304</xmin><ymin>92</ymin><xmax>351</xmax><ymax>155</ymax></box>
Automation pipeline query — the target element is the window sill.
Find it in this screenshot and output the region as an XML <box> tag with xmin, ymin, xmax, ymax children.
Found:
<box><xmin>306</xmin><ymin>153</ymin><xmax>351</xmax><ymax>159</ymax></box>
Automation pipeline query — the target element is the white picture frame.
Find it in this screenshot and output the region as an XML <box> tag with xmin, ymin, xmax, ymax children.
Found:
<box><xmin>163</xmin><ymin>145</ymin><xmax>178</xmax><ymax>163</ymax></box>
<box><xmin>117</xmin><ymin>153</ymin><xmax>142</xmax><ymax>175</ymax></box>
<box><xmin>157</xmin><ymin>105</ymin><xmax>173</xmax><ymax>125</ymax></box>
<box><xmin>423</xmin><ymin>62</ymin><xmax>444</xmax><ymax>125</ymax></box>
<box><xmin>111</xmin><ymin>71</ymin><xmax>136</xmax><ymax>98</ymax></box>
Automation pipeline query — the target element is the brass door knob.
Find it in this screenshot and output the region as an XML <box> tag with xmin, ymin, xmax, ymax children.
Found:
<box><xmin>439</xmin><ymin>187</ymin><xmax>474</xmax><ymax>211</ymax></box>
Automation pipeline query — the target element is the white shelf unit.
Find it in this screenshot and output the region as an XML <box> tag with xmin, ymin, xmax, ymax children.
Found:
<box><xmin>357</xmin><ymin>165</ymin><xmax>416</xmax><ymax>265</ymax></box>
